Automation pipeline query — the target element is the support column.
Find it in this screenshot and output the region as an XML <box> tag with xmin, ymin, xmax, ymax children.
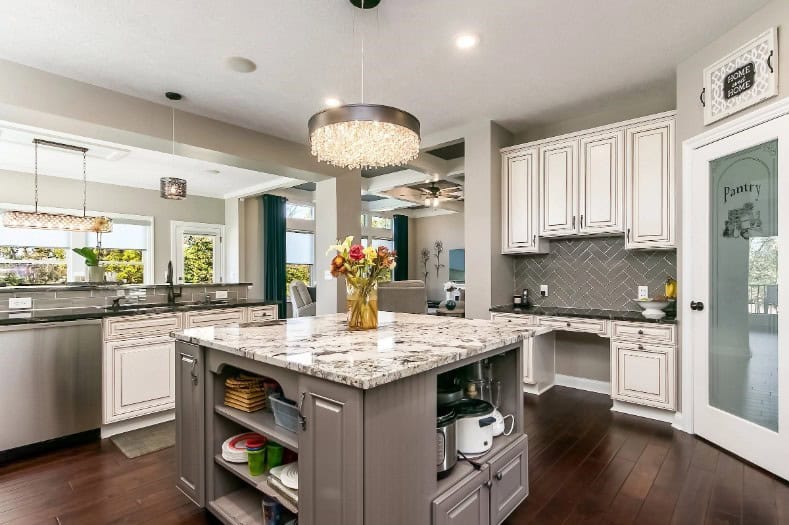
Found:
<box><xmin>463</xmin><ymin>121</ymin><xmax>514</xmax><ymax>318</ymax></box>
<box><xmin>315</xmin><ymin>172</ymin><xmax>362</xmax><ymax>314</ymax></box>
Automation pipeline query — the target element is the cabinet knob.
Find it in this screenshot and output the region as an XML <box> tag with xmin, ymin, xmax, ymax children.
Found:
<box><xmin>638</xmin><ymin>344</ymin><xmax>644</xmax><ymax>350</ymax></box>
<box><xmin>690</xmin><ymin>301</ymin><xmax>705</xmax><ymax>311</ymax></box>
<box><xmin>485</xmin><ymin>480</ymin><xmax>493</xmax><ymax>488</ymax></box>
<box><xmin>566</xmin><ymin>322</ymin><xmax>571</xmax><ymax>327</ymax></box>
<box><xmin>637</xmin><ymin>329</ymin><xmax>644</xmax><ymax>335</ymax></box>
<box><xmin>496</xmin><ymin>471</ymin><xmax>504</xmax><ymax>481</ymax></box>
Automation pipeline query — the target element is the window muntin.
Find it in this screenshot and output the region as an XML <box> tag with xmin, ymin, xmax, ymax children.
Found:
<box><xmin>286</xmin><ymin>203</ymin><xmax>315</xmax><ymax>221</ymax></box>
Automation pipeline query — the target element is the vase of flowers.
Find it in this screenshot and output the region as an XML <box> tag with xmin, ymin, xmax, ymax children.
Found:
<box><xmin>328</xmin><ymin>236</ymin><xmax>397</xmax><ymax>330</ymax></box>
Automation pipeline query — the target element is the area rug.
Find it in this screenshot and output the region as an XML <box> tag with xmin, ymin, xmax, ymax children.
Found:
<box><xmin>110</xmin><ymin>421</ymin><xmax>175</xmax><ymax>459</ymax></box>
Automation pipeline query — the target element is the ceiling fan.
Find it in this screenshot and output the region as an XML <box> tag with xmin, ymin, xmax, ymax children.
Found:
<box><xmin>421</xmin><ymin>182</ymin><xmax>444</xmax><ymax>208</ymax></box>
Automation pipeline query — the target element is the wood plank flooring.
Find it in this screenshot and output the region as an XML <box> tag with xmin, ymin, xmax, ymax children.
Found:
<box><xmin>1</xmin><ymin>386</ymin><xmax>787</xmax><ymax>524</ymax></box>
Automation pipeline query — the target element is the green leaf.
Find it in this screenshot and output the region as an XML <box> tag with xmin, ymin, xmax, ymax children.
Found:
<box><xmin>72</xmin><ymin>247</ymin><xmax>99</xmax><ymax>266</ymax></box>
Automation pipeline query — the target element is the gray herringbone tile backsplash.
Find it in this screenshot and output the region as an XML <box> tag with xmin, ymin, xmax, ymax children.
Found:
<box><xmin>512</xmin><ymin>238</ymin><xmax>677</xmax><ymax>311</ymax></box>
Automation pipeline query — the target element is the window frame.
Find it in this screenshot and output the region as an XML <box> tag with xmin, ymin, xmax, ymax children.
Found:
<box><xmin>171</xmin><ymin>221</ymin><xmax>225</xmax><ymax>284</ymax></box>
<box><xmin>0</xmin><ymin>202</ymin><xmax>154</xmax><ymax>285</ymax></box>
<box><xmin>286</xmin><ymin>228</ymin><xmax>316</xmax><ymax>287</ymax></box>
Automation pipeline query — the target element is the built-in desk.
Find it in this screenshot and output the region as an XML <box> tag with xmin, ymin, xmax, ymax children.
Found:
<box><xmin>490</xmin><ymin>305</ymin><xmax>678</xmax><ymax>415</ymax></box>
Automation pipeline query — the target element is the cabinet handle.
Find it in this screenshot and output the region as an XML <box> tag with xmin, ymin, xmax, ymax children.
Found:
<box><xmin>180</xmin><ymin>353</ymin><xmax>198</xmax><ymax>385</ymax></box>
<box><xmin>496</xmin><ymin>471</ymin><xmax>504</xmax><ymax>481</ymax></box>
<box><xmin>627</xmin><ymin>228</ymin><xmax>631</xmax><ymax>242</ymax></box>
<box><xmin>532</xmin><ymin>234</ymin><xmax>536</xmax><ymax>245</ymax></box>
<box><xmin>580</xmin><ymin>214</ymin><xmax>584</xmax><ymax>228</ymax></box>
<box><xmin>297</xmin><ymin>392</ymin><xmax>307</xmax><ymax>431</ymax></box>
<box><xmin>572</xmin><ymin>216</ymin><xmax>576</xmax><ymax>229</ymax></box>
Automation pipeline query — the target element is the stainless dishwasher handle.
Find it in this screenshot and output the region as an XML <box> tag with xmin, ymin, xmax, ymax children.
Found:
<box><xmin>180</xmin><ymin>353</ymin><xmax>198</xmax><ymax>385</ymax></box>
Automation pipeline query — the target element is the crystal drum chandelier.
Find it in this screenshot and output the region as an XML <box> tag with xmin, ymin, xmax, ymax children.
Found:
<box><xmin>160</xmin><ymin>177</ymin><xmax>187</xmax><ymax>200</ymax></box>
<box><xmin>307</xmin><ymin>0</ymin><xmax>421</xmax><ymax>170</ymax></box>
<box><xmin>3</xmin><ymin>139</ymin><xmax>112</xmax><ymax>233</ymax></box>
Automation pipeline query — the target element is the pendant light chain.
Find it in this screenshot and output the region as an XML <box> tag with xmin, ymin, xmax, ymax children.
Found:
<box><xmin>33</xmin><ymin>140</ymin><xmax>39</xmax><ymax>213</ymax></box>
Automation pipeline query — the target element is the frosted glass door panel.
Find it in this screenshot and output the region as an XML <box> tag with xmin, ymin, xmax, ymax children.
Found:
<box><xmin>709</xmin><ymin>139</ymin><xmax>778</xmax><ymax>431</ymax></box>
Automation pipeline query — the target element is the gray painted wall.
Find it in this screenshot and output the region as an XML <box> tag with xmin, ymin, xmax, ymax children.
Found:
<box><xmin>0</xmin><ymin>169</ymin><xmax>225</xmax><ymax>283</ymax></box>
<box><xmin>409</xmin><ymin>212</ymin><xmax>464</xmax><ymax>302</ymax></box>
<box><xmin>511</xmin><ymin>237</ymin><xmax>676</xmax><ymax>311</ymax></box>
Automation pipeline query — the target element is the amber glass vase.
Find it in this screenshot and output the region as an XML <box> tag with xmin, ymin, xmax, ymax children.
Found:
<box><xmin>346</xmin><ymin>281</ymin><xmax>378</xmax><ymax>330</ymax></box>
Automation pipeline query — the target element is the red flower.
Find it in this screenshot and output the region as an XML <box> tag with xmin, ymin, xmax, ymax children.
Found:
<box><xmin>349</xmin><ymin>244</ymin><xmax>364</xmax><ymax>261</ymax></box>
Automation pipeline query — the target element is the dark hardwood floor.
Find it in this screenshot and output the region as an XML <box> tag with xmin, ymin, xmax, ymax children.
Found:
<box><xmin>1</xmin><ymin>386</ymin><xmax>787</xmax><ymax>524</ymax></box>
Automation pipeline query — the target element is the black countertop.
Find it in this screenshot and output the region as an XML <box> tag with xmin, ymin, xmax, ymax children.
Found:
<box><xmin>0</xmin><ymin>299</ymin><xmax>279</xmax><ymax>326</ymax></box>
<box><xmin>0</xmin><ymin>282</ymin><xmax>253</xmax><ymax>293</ymax></box>
<box><xmin>489</xmin><ymin>304</ymin><xmax>677</xmax><ymax>324</ymax></box>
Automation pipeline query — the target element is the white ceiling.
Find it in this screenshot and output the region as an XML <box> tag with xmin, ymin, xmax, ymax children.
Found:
<box><xmin>0</xmin><ymin>124</ymin><xmax>297</xmax><ymax>198</ymax></box>
<box><xmin>0</xmin><ymin>0</ymin><xmax>770</xmax><ymax>144</ymax></box>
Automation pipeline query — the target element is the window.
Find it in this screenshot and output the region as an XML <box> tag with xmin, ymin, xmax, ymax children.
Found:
<box><xmin>0</xmin><ymin>227</ymin><xmax>69</xmax><ymax>285</ymax></box>
<box><xmin>172</xmin><ymin>222</ymin><xmax>224</xmax><ymax>284</ymax></box>
<box><xmin>370</xmin><ymin>216</ymin><xmax>393</xmax><ymax>230</ymax></box>
<box><xmin>286</xmin><ymin>203</ymin><xmax>314</xmax><ymax>220</ymax></box>
<box><xmin>286</xmin><ymin>231</ymin><xmax>315</xmax><ymax>293</ymax></box>
<box><xmin>371</xmin><ymin>238</ymin><xmax>395</xmax><ymax>280</ymax></box>
<box><xmin>0</xmin><ymin>210</ymin><xmax>153</xmax><ymax>285</ymax></box>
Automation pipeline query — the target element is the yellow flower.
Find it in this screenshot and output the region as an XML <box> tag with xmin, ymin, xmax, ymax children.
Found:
<box><xmin>363</xmin><ymin>245</ymin><xmax>377</xmax><ymax>263</ymax></box>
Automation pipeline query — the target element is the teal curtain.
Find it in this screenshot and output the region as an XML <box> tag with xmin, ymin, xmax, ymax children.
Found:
<box><xmin>262</xmin><ymin>195</ymin><xmax>287</xmax><ymax>318</ymax></box>
<box><xmin>393</xmin><ymin>214</ymin><xmax>409</xmax><ymax>281</ymax></box>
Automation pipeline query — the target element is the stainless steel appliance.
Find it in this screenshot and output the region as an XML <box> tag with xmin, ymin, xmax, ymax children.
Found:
<box><xmin>436</xmin><ymin>405</ymin><xmax>457</xmax><ymax>475</ymax></box>
<box><xmin>0</xmin><ymin>320</ymin><xmax>102</xmax><ymax>452</ymax></box>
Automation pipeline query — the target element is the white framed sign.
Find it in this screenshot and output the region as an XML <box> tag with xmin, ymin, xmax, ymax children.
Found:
<box><xmin>703</xmin><ymin>27</ymin><xmax>778</xmax><ymax>125</ymax></box>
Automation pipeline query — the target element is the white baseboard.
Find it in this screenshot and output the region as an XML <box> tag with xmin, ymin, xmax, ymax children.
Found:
<box><xmin>523</xmin><ymin>381</ymin><xmax>555</xmax><ymax>396</ymax></box>
<box><xmin>611</xmin><ymin>400</ymin><xmax>676</xmax><ymax>424</ymax></box>
<box><xmin>554</xmin><ymin>374</ymin><xmax>611</xmax><ymax>395</ymax></box>
<box><xmin>101</xmin><ymin>410</ymin><xmax>175</xmax><ymax>439</ymax></box>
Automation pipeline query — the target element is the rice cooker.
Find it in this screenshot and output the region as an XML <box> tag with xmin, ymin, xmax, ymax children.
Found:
<box><xmin>452</xmin><ymin>399</ymin><xmax>497</xmax><ymax>457</ymax></box>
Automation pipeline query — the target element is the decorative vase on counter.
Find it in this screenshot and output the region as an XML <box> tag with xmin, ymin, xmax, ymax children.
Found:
<box><xmin>346</xmin><ymin>280</ymin><xmax>379</xmax><ymax>330</ymax></box>
<box><xmin>327</xmin><ymin>236</ymin><xmax>396</xmax><ymax>331</ymax></box>
<box><xmin>87</xmin><ymin>265</ymin><xmax>105</xmax><ymax>283</ymax></box>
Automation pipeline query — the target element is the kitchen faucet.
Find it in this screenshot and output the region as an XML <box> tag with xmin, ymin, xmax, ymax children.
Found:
<box><xmin>166</xmin><ymin>260</ymin><xmax>182</xmax><ymax>304</ymax></box>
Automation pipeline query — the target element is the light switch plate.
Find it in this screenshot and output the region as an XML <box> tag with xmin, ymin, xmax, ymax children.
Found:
<box><xmin>9</xmin><ymin>297</ymin><xmax>32</xmax><ymax>309</ymax></box>
<box><xmin>540</xmin><ymin>285</ymin><xmax>548</xmax><ymax>297</ymax></box>
<box><xmin>215</xmin><ymin>290</ymin><xmax>228</xmax><ymax>299</ymax></box>
<box><xmin>324</xmin><ymin>270</ymin><xmax>333</xmax><ymax>281</ymax></box>
<box><xmin>638</xmin><ymin>286</ymin><xmax>649</xmax><ymax>300</ymax></box>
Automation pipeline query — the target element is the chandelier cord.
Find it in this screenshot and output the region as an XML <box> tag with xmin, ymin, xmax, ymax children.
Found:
<box><xmin>82</xmin><ymin>150</ymin><xmax>87</xmax><ymax>217</ymax></box>
<box><xmin>172</xmin><ymin>107</ymin><xmax>176</xmax><ymax>155</ymax></box>
<box><xmin>360</xmin><ymin>0</ymin><xmax>365</xmax><ymax>103</ymax></box>
<box><xmin>33</xmin><ymin>140</ymin><xmax>39</xmax><ymax>213</ymax></box>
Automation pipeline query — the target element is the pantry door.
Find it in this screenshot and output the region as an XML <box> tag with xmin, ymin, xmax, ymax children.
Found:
<box><xmin>688</xmin><ymin>112</ymin><xmax>789</xmax><ymax>480</ymax></box>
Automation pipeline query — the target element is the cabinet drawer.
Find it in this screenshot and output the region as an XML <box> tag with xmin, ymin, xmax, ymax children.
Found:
<box><xmin>248</xmin><ymin>305</ymin><xmax>278</xmax><ymax>322</ymax></box>
<box><xmin>611</xmin><ymin>341</ymin><xmax>675</xmax><ymax>410</ymax></box>
<box><xmin>611</xmin><ymin>321</ymin><xmax>675</xmax><ymax>344</ymax></box>
<box><xmin>104</xmin><ymin>313</ymin><xmax>182</xmax><ymax>341</ymax></box>
<box><xmin>432</xmin><ymin>466</ymin><xmax>491</xmax><ymax>525</ymax></box>
<box><xmin>535</xmin><ymin>316</ymin><xmax>609</xmax><ymax>336</ymax></box>
<box><xmin>491</xmin><ymin>313</ymin><xmax>534</xmax><ymax>326</ymax></box>
<box><xmin>185</xmin><ymin>308</ymin><xmax>245</xmax><ymax>328</ymax></box>
<box><xmin>489</xmin><ymin>435</ymin><xmax>528</xmax><ymax>525</ymax></box>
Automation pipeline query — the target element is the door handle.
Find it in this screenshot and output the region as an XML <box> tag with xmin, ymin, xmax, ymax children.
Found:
<box><xmin>180</xmin><ymin>353</ymin><xmax>198</xmax><ymax>385</ymax></box>
<box><xmin>690</xmin><ymin>301</ymin><xmax>705</xmax><ymax>311</ymax></box>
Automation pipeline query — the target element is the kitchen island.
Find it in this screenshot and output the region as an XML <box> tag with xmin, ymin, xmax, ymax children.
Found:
<box><xmin>172</xmin><ymin>312</ymin><xmax>544</xmax><ymax>525</ymax></box>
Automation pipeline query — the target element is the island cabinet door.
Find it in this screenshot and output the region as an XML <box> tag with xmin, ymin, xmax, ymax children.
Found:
<box><xmin>175</xmin><ymin>341</ymin><xmax>205</xmax><ymax>508</ymax></box>
<box><xmin>489</xmin><ymin>435</ymin><xmax>529</xmax><ymax>525</ymax></box>
<box><xmin>432</xmin><ymin>466</ymin><xmax>491</xmax><ymax>525</ymax></box>
<box><xmin>298</xmin><ymin>376</ymin><xmax>364</xmax><ymax>525</ymax></box>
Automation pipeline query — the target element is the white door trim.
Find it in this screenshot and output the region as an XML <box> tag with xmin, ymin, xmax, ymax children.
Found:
<box><xmin>170</xmin><ymin>220</ymin><xmax>225</xmax><ymax>284</ymax></box>
<box><xmin>680</xmin><ymin>97</ymin><xmax>789</xmax><ymax>436</ymax></box>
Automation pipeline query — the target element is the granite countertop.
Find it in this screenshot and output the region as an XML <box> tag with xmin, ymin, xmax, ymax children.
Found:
<box><xmin>0</xmin><ymin>282</ymin><xmax>253</xmax><ymax>293</ymax></box>
<box><xmin>489</xmin><ymin>304</ymin><xmax>677</xmax><ymax>325</ymax></box>
<box><xmin>0</xmin><ymin>299</ymin><xmax>278</xmax><ymax>326</ymax></box>
<box><xmin>173</xmin><ymin>312</ymin><xmax>545</xmax><ymax>390</ymax></box>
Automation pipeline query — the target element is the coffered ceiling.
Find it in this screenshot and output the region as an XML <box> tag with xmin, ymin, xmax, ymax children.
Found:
<box><xmin>0</xmin><ymin>0</ymin><xmax>770</xmax><ymax>145</ymax></box>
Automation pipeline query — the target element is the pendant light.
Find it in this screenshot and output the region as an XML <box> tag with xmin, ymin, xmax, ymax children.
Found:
<box><xmin>160</xmin><ymin>92</ymin><xmax>187</xmax><ymax>200</ymax></box>
<box><xmin>307</xmin><ymin>0</ymin><xmax>420</xmax><ymax>170</ymax></box>
<box><xmin>2</xmin><ymin>139</ymin><xmax>112</xmax><ymax>233</ymax></box>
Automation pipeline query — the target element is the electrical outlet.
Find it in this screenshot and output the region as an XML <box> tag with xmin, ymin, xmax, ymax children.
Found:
<box><xmin>540</xmin><ymin>285</ymin><xmax>548</xmax><ymax>297</ymax></box>
<box><xmin>638</xmin><ymin>286</ymin><xmax>649</xmax><ymax>300</ymax></box>
<box><xmin>215</xmin><ymin>290</ymin><xmax>228</xmax><ymax>299</ymax></box>
<box><xmin>9</xmin><ymin>297</ymin><xmax>32</xmax><ymax>309</ymax></box>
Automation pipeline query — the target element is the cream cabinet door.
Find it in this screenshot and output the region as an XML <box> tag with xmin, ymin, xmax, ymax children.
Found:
<box><xmin>502</xmin><ymin>148</ymin><xmax>547</xmax><ymax>253</ymax></box>
<box><xmin>104</xmin><ymin>335</ymin><xmax>176</xmax><ymax>423</ymax></box>
<box><xmin>539</xmin><ymin>140</ymin><xmax>578</xmax><ymax>237</ymax></box>
<box><xmin>611</xmin><ymin>341</ymin><xmax>675</xmax><ymax>410</ymax></box>
<box><xmin>579</xmin><ymin>130</ymin><xmax>624</xmax><ymax>235</ymax></box>
<box><xmin>625</xmin><ymin>118</ymin><xmax>675</xmax><ymax>249</ymax></box>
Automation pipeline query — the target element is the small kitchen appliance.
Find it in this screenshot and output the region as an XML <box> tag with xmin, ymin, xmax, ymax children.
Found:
<box><xmin>452</xmin><ymin>399</ymin><xmax>497</xmax><ymax>457</ymax></box>
<box><xmin>436</xmin><ymin>405</ymin><xmax>457</xmax><ymax>475</ymax></box>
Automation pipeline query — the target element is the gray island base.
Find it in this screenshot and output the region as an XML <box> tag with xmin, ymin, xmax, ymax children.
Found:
<box><xmin>173</xmin><ymin>312</ymin><xmax>541</xmax><ymax>525</ymax></box>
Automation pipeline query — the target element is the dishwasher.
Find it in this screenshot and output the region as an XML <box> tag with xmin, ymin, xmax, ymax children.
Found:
<box><xmin>0</xmin><ymin>319</ymin><xmax>102</xmax><ymax>453</ymax></box>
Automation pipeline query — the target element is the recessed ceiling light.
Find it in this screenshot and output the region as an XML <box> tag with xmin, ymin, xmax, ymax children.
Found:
<box><xmin>455</xmin><ymin>33</ymin><xmax>479</xmax><ymax>50</ymax></box>
<box><xmin>324</xmin><ymin>97</ymin><xmax>342</xmax><ymax>108</ymax></box>
<box><xmin>226</xmin><ymin>56</ymin><xmax>257</xmax><ymax>73</ymax></box>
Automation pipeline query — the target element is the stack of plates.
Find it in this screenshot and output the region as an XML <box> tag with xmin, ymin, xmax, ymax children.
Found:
<box><xmin>221</xmin><ymin>432</ymin><xmax>265</xmax><ymax>463</ymax></box>
<box><xmin>224</xmin><ymin>373</ymin><xmax>268</xmax><ymax>412</ymax></box>
<box><xmin>270</xmin><ymin>462</ymin><xmax>298</xmax><ymax>490</ymax></box>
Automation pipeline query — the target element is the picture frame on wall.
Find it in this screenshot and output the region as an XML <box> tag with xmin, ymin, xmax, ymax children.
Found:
<box><xmin>702</xmin><ymin>27</ymin><xmax>779</xmax><ymax>125</ymax></box>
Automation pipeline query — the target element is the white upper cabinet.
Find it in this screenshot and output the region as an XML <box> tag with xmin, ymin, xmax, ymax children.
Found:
<box><xmin>539</xmin><ymin>140</ymin><xmax>578</xmax><ymax>237</ymax></box>
<box><xmin>579</xmin><ymin>130</ymin><xmax>624</xmax><ymax>235</ymax></box>
<box><xmin>501</xmin><ymin>111</ymin><xmax>676</xmax><ymax>251</ymax></box>
<box><xmin>502</xmin><ymin>148</ymin><xmax>548</xmax><ymax>253</ymax></box>
<box><xmin>625</xmin><ymin>118</ymin><xmax>675</xmax><ymax>249</ymax></box>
